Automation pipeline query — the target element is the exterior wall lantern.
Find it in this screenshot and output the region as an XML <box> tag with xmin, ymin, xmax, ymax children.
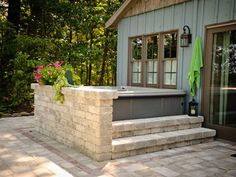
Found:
<box><xmin>180</xmin><ymin>25</ymin><xmax>192</xmax><ymax>47</ymax></box>
<box><xmin>188</xmin><ymin>99</ymin><xmax>198</xmax><ymax>116</ymax></box>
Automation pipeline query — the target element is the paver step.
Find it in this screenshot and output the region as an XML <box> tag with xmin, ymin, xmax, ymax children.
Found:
<box><xmin>112</xmin><ymin>128</ymin><xmax>216</xmax><ymax>159</ymax></box>
<box><xmin>112</xmin><ymin>115</ymin><xmax>203</xmax><ymax>138</ymax></box>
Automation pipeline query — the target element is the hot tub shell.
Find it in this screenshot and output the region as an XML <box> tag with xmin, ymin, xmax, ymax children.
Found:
<box><xmin>113</xmin><ymin>87</ymin><xmax>186</xmax><ymax>121</ymax></box>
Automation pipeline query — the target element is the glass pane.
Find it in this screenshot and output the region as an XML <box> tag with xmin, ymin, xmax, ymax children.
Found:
<box><xmin>164</xmin><ymin>33</ymin><xmax>177</xmax><ymax>58</ymax></box>
<box><xmin>148</xmin><ymin>61</ymin><xmax>154</xmax><ymax>72</ymax></box>
<box><xmin>147</xmin><ymin>73</ymin><xmax>153</xmax><ymax>84</ymax></box>
<box><xmin>148</xmin><ymin>60</ymin><xmax>158</xmax><ymax>72</ymax></box>
<box><xmin>154</xmin><ymin>60</ymin><xmax>158</xmax><ymax>72</ymax></box>
<box><xmin>132</xmin><ymin>73</ymin><xmax>138</xmax><ymax>83</ymax></box>
<box><xmin>153</xmin><ymin>73</ymin><xmax>157</xmax><ymax>84</ymax></box>
<box><xmin>132</xmin><ymin>62</ymin><xmax>142</xmax><ymax>72</ymax></box>
<box><xmin>171</xmin><ymin>73</ymin><xmax>177</xmax><ymax>85</ymax></box>
<box><xmin>132</xmin><ymin>73</ymin><xmax>141</xmax><ymax>84</ymax></box>
<box><xmin>164</xmin><ymin>61</ymin><xmax>171</xmax><ymax>72</ymax></box>
<box><xmin>147</xmin><ymin>73</ymin><xmax>157</xmax><ymax>84</ymax></box>
<box><xmin>172</xmin><ymin>60</ymin><xmax>177</xmax><ymax>72</ymax></box>
<box><xmin>147</xmin><ymin>60</ymin><xmax>157</xmax><ymax>85</ymax></box>
<box><xmin>164</xmin><ymin>73</ymin><xmax>171</xmax><ymax>85</ymax></box>
<box><xmin>132</xmin><ymin>37</ymin><xmax>142</xmax><ymax>60</ymax></box>
<box><xmin>147</xmin><ymin>35</ymin><xmax>159</xmax><ymax>59</ymax></box>
<box><xmin>210</xmin><ymin>30</ymin><xmax>236</xmax><ymax>128</ymax></box>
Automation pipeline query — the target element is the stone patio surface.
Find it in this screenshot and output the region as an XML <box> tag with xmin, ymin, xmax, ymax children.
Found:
<box><xmin>0</xmin><ymin>116</ymin><xmax>236</xmax><ymax>177</ymax></box>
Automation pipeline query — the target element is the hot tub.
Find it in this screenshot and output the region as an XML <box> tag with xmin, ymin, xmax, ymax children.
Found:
<box><xmin>112</xmin><ymin>86</ymin><xmax>186</xmax><ymax>121</ymax></box>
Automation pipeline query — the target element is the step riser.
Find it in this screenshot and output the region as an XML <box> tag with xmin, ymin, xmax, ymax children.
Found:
<box><xmin>112</xmin><ymin>129</ymin><xmax>216</xmax><ymax>152</ymax></box>
<box><xmin>112</xmin><ymin>137</ymin><xmax>214</xmax><ymax>159</ymax></box>
<box><xmin>113</xmin><ymin>123</ymin><xmax>202</xmax><ymax>138</ymax></box>
<box><xmin>112</xmin><ymin>116</ymin><xmax>216</xmax><ymax>160</ymax></box>
<box><xmin>112</xmin><ymin>116</ymin><xmax>204</xmax><ymax>138</ymax></box>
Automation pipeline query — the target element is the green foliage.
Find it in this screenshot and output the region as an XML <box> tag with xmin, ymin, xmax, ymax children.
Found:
<box><xmin>0</xmin><ymin>0</ymin><xmax>124</xmax><ymax>112</ymax></box>
<box><xmin>9</xmin><ymin>52</ymin><xmax>34</xmax><ymax>107</ymax></box>
<box><xmin>53</xmin><ymin>70</ymin><xmax>68</xmax><ymax>104</ymax></box>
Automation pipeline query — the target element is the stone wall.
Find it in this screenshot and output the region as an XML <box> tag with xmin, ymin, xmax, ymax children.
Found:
<box><xmin>31</xmin><ymin>84</ymin><xmax>118</xmax><ymax>161</ymax></box>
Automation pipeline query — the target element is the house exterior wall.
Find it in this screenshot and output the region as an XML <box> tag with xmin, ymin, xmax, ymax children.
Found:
<box><xmin>116</xmin><ymin>0</ymin><xmax>236</xmax><ymax>113</ymax></box>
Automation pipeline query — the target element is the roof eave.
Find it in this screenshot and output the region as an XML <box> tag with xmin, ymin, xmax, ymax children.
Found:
<box><xmin>105</xmin><ymin>0</ymin><xmax>134</xmax><ymax>29</ymax></box>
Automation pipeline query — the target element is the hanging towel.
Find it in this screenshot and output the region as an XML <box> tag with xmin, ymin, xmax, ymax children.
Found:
<box><xmin>187</xmin><ymin>36</ymin><xmax>203</xmax><ymax>97</ymax></box>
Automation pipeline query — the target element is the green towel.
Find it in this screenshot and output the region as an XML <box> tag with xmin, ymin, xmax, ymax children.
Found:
<box><xmin>187</xmin><ymin>36</ymin><xmax>203</xmax><ymax>97</ymax></box>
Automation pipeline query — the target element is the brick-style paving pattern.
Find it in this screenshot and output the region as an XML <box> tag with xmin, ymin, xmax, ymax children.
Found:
<box><xmin>0</xmin><ymin>116</ymin><xmax>236</xmax><ymax>177</ymax></box>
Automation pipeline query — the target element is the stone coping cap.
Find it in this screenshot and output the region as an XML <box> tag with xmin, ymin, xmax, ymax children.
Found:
<box><xmin>32</xmin><ymin>83</ymin><xmax>117</xmax><ymax>93</ymax></box>
<box><xmin>31</xmin><ymin>83</ymin><xmax>119</xmax><ymax>99</ymax></box>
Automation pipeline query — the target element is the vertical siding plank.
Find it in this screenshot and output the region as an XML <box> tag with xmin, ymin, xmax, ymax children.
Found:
<box><xmin>145</xmin><ymin>11</ymin><xmax>155</xmax><ymax>34</ymax></box>
<box><xmin>192</xmin><ymin>0</ymin><xmax>198</xmax><ymax>38</ymax></box>
<box><xmin>117</xmin><ymin>22</ymin><xmax>123</xmax><ymax>86</ymax></box>
<box><xmin>231</xmin><ymin>0</ymin><xmax>235</xmax><ymax>20</ymax></box>
<box><xmin>163</xmin><ymin>7</ymin><xmax>173</xmax><ymax>30</ymax></box>
<box><xmin>181</xmin><ymin>1</ymin><xmax>194</xmax><ymax>93</ymax></box>
<box><xmin>178</xmin><ymin>2</ymin><xmax>186</xmax><ymax>89</ymax></box>
<box><xmin>218</xmin><ymin>0</ymin><xmax>232</xmax><ymax>23</ymax></box>
<box><xmin>203</xmin><ymin>0</ymin><xmax>216</xmax><ymax>25</ymax></box>
<box><xmin>214</xmin><ymin>0</ymin><xmax>220</xmax><ymax>23</ymax></box>
<box><xmin>200</xmin><ymin>0</ymin><xmax>205</xmax><ymax>37</ymax></box>
<box><xmin>137</xmin><ymin>14</ymin><xmax>146</xmax><ymax>35</ymax></box>
<box><xmin>130</xmin><ymin>16</ymin><xmax>138</xmax><ymax>36</ymax></box>
<box><xmin>183</xmin><ymin>0</ymin><xmax>193</xmax><ymax>29</ymax></box>
<box><xmin>171</xmin><ymin>5</ymin><xmax>175</xmax><ymax>29</ymax></box>
<box><xmin>234</xmin><ymin>0</ymin><xmax>236</xmax><ymax>19</ymax></box>
<box><xmin>173</xmin><ymin>4</ymin><xmax>183</xmax><ymax>29</ymax></box>
<box><xmin>154</xmin><ymin>9</ymin><xmax>163</xmax><ymax>32</ymax></box>
<box><xmin>121</xmin><ymin>19</ymin><xmax>130</xmax><ymax>85</ymax></box>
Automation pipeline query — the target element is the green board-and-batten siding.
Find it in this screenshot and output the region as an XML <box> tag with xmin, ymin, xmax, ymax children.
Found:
<box><xmin>117</xmin><ymin>0</ymin><xmax>236</xmax><ymax>112</ymax></box>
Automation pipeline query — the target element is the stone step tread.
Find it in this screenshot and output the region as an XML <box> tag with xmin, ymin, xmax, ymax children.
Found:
<box><xmin>112</xmin><ymin>115</ymin><xmax>203</xmax><ymax>132</ymax></box>
<box><xmin>112</xmin><ymin>128</ymin><xmax>216</xmax><ymax>152</ymax></box>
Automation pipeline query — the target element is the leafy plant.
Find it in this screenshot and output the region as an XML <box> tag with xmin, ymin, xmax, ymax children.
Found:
<box><xmin>34</xmin><ymin>61</ymin><xmax>80</xmax><ymax>103</ymax></box>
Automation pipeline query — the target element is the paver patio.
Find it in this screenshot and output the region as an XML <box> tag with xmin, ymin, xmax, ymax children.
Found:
<box><xmin>0</xmin><ymin>116</ymin><xmax>236</xmax><ymax>177</ymax></box>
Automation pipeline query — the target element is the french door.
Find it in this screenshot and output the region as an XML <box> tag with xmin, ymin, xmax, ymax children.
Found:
<box><xmin>203</xmin><ymin>22</ymin><xmax>236</xmax><ymax>141</ymax></box>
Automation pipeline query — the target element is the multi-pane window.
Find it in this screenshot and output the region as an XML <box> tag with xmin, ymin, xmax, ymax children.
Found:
<box><xmin>146</xmin><ymin>35</ymin><xmax>159</xmax><ymax>85</ymax></box>
<box><xmin>131</xmin><ymin>37</ymin><xmax>142</xmax><ymax>84</ymax></box>
<box><xmin>163</xmin><ymin>33</ymin><xmax>177</xmax><ymax>86</ymax></box>
<box><xmin>129</xmin><ymin>31</ymin><xmax>178</xmax><ymax>88</ymax></box>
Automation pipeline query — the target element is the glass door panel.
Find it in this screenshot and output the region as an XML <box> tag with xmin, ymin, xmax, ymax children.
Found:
<box><xmin>210</xmin><ymin>30</ymin><xmax>236</xmax><ymax>128</ymax></box>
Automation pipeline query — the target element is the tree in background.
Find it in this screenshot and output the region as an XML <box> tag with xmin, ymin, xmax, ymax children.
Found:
<box><xmin>0</xmin><ymin>0</ymin><xmax>124</xmax><ymax>114</ymax></box>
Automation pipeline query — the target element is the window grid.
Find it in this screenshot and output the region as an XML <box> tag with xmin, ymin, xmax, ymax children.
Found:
<box><xmin>129</xmin><ymin>31</ymin><xmax>178</xmax><ymax>88</ymax></box>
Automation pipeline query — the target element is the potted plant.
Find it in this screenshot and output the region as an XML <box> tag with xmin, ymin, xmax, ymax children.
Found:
<box><xmin>34</xmin><ymin>61</ymin><xmax>80</xmax><ymax>103</ymax></box>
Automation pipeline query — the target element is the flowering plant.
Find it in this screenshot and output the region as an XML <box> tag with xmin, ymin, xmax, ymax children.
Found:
<box><xmin>34</xmin><ymin>61</ymin><xmax>64</xmax><ymax>85</ymax></box>
<box><xmin>34</xmin><ymin>61</ymin><xmax>79</xmax><ymax>103</ymax></box>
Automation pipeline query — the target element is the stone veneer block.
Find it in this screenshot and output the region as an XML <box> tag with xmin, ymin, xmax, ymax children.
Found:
<box><xmin>31</xmin><ymin>83</ymin><xmax>118</xmax><ymax>161</ymax></box>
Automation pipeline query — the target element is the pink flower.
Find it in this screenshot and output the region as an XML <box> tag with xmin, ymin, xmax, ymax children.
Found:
<box><xmin>36</xmin><ymin>65</ymin><xmax>44</xmax><ymax>70</ymax></box>
<box><xmin>34</xmin><ymin>71</ymin><xmax>42</xmax><ymax>82</ymax></box>
<box><xmin>35</xmin><ymin>75</ymin><xmax>42</xmax><ymax>80</ymax></box>
<box><xmin>53</xmin><ymin>61</ymin><xmax>64</xmax><ymax>69</ymax></box>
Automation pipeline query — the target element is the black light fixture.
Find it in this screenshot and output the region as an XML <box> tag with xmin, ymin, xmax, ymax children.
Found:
<box><xmin>180</xmin><ymin>25</ymin><xmax>192</xmax><ymax>47</ymax></box>
<box><xmin>188</xmin><ymin>98</ymin><xmax>198</xmax><ymax>116</ymax></box>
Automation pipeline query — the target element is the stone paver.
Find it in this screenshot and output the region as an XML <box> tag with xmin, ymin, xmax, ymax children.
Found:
<box><xmin>0</xmin><ymin>116</ymin><xmax>236</xmax><ymax>177</ymax></box>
